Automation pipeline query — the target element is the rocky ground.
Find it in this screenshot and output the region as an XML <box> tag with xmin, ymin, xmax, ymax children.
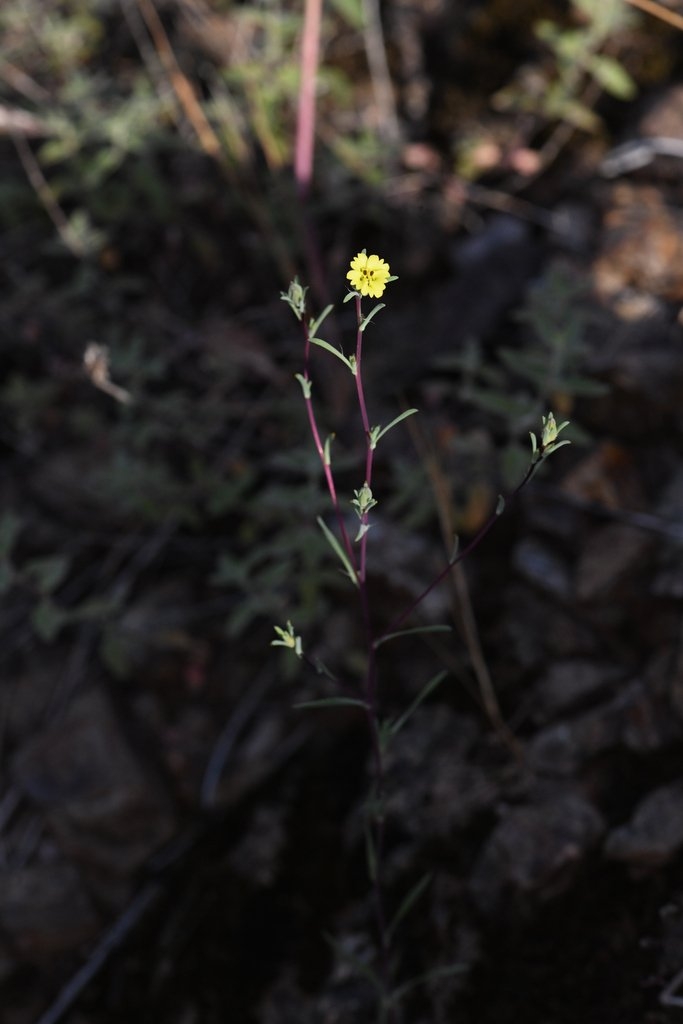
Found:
<box><xmin>2</xmin><ymin>2</ymin><xmax>683</xmax><ymax>1022</ymax></box>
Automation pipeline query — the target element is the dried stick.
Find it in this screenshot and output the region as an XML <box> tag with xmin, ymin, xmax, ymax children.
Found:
<box><xmin>134</xmin><ymin>0</ymin><xmax>221</xmax><ymax>156</ymax></box>
<box><xmin>11</xmin><ymin>133</ymin><xmax>82</xmax><ymax>256</ymax></box>
<box><xmin>406</xmin><ymin>414</ymin><xmax>522</xmax><ymax>756</ymax></box>
<box><xmin>625</xmin><ymin>0</ymin><xmax>683</xmax><ymax>31</ymax></box>
<box><xmin>361</xmin><ymin>0</ymin><xmax>400</xmax><ymax>147</ymax></box>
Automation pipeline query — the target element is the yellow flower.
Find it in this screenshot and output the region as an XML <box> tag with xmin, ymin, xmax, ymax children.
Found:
<box><xmin>347</xmin><ymin>251</ymin><xmax>391</xmax><ymax>298</ymax></box>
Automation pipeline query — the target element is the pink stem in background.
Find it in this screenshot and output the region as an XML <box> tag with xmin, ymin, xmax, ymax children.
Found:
<box><xmin>295</xmin><ymin>0</ymin><xmax>323</xmax><ymax>201</ymax></box>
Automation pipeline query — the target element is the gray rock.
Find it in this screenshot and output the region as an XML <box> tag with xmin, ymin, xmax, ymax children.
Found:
<box><xmin>381</xmin><ymin>707</ymin><xmax>496</xmax><ymax>839</ymax></box>
<box><xmin>0</xmin><ymin>863</ymin><xmax>98</xmax><ymax>957</ymax></box>
<box><xmin>470</xmin><ymin>792</ymin><xmax>605</xmax><ymax>915</ymax></box>
<box><xmin>11</xmin><ymin>688</ymin><xmax>176</xmax><ymax>880</ymax></box>
<box><xmin>529</xmin><ymin>678</ymin><xmax>681</xmax><ymax>774</ymax></box>
<box><xmin>576</xmin><ymin>523</ymin><xmax>652</xmax><ymax>602</ymax></box>
<box><xmin>513</xmin><ymin>537</ymin><xmax>572</xmax><ymax>599</ymax></box>
<box><xmin>604</xmin><ymin>781</ymin><xmax>683</xmax><ymax>868</ymax></box>
<box><xmin>533</xmin><ymin>659</ymin><xmax>622</xmax><ymax>723</ymax></box>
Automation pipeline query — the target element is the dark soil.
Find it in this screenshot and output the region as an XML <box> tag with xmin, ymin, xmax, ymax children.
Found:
<box><xmin>2</xmin><ymin>1</ymin><xmax>683</xmax><ymax>1023</ymax></box>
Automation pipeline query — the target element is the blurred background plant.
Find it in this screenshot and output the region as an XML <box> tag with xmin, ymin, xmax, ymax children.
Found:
<box><xmin>434</xmin><ymin>260</ymin><xmax>608</xmax><ymax>488</ymax></box>
<box><xmin>492</xmin><ymin>0</ymin><xmax>637</xmax><ymax>135</ymax></box>
<box><xmin>0</xmin><ymin>0</ymin><xmax>648</xmax><ymax>679</ymax></box>
<box><xmin>3</xmin><ymin>0</ymin><xmax>683</xmax><ymax>1020</ymax></box>
<box><xmin>0</xmin><ymin>0</ymin><xmax>363</xmax><ymax>678</ymax></box>
<box><xmin>453</xmin><ymin>0</ymin><xmax>648</xmax><ymax>180</ymax></box>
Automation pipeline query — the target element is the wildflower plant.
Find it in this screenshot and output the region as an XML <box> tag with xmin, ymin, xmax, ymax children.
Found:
<box><xmin>275</xmin><ymin>251</ymin><xmax>570</xmax><ymax>1019</ymax></box>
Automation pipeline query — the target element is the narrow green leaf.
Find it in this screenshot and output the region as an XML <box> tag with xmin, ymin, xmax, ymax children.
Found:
<box><xmin>295</xmin><ymin>372</ymin><xmax>312</xmax><ymax>399</ymax></box>
<box><xmin>379</xmin><ymin>718</ymin><xmax>394</xmax><ymax>753</ymax></box>
<box><xmin>365</xmin><ymin>818</ymin><xmax>378</xmax><ymax>883</ymax></box>
<box><xmin>589</xmin><ymin>54</ymin><xmax>637</xmax><ymax>100</ymax></box>
<box><xmin>374</xmin><ymin>625</ymin><xmax>452</xmax><ymax>650</ymax></box>
<box><xmin>543</xmin><ymin>438</ymin><xmax>572</xmax><ymax>458</ymax></box>
<box><xmin>354</xmin><ymin>521</ymin><xmax>372</xmax><ymax>543</ymax></box>
<box><xmin>558</xmin><ymin>98</ymin><xmax>602</xmax><ymax>133</ymax></box>
<box><xmin>309</xmin><ymin>304</ymin><xmax>334</xmax><ymax>337</ymax></box>
<box><xmin>386</xmin><ymin>873</ymin><xmax>432</xmax><ymax>946</ymax></box>
<box><xmin>310</xmin><ymin>657</ymin><xmax>337</xmax><ymax>680</ymax></box>
<box><xmin>359</xmin><ymin>303</ymin><xmax>385</xmax><ymax>332</ymax></box>
<box><xmin>373</xmin><ymin>408</ymin><xmax>419</xmax><ymax>447</ymax></box>
<box><xmin>310</xmin><ymin>337</ymin><xmax>354</xmax><ymax>372</ymax></box>
<box><xmin>293</xmin><ymin>697</ymin><xmax>369</xmax><ymax>710</ymax></box>
<box><xmin>389</xmin><ymin>670</ymin><xmax>448</xmax><ymax>738</ymax></box>
<box><xmin>317</xmin><ymin>516</ymin><xmax>358</xmax><ymax>586</ymax></box>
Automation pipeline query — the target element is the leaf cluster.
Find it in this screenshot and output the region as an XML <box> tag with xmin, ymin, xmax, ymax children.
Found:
<box><xmin>436</xmin><ymin>262</ymin><xmax>605</xmax><ymax>484</ymax></box>
<box><xmin>492</xmin><ymin>0</ymin><xmax>637</xmax><ymax>135</ymax></box>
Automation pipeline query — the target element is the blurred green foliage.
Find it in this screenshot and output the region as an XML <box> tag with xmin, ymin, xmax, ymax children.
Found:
<box><xmin>435</xmin><ymin>262</ymin><xmax>607</xmax><ymax>485</ymax></box>
<box><xmin>1</xmin><ymin>0</ymin><xmax>369</xmax><ymax>668</ymax></box>
<box><xmin>0</xmin><ymin>0</ymin><xmax>617</xmax><ymax>678</ymax></box>
<box><xmin>493</xmin><ymin>0</ymin><xmax>637</xmax><ymax>134</ymax></box>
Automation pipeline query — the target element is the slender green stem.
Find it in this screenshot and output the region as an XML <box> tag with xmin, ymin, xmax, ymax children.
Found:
<box><xmin>364</xmin><ymin>708</ymin><xmax>393</xmax><ymax>1013</ymax></box>
<box><xmin>354</xmin><ymin>294</ymin><xmax>375</xmax><ymax>585</ymax></box>
<box><xmin>301</xmin><ymin>294</ymin><xmax>399</xmax><ymax>1022</ymax></box>
<box><xmin>354</xmin><ymin>295</ymin><xmax>374</xmax><ymax>483</ymax></box>
<box><xmin>351</xmin><ymin>295</ymin><xmax>396</xmax><ymax>1017</ymax></box>
<box><xmin>301</xmin><ymin>319</ymin><xmax>357</xmax><ymax>571</ymax></box>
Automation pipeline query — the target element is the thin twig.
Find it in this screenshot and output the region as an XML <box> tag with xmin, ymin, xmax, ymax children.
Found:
<box><xmin>361</xmin><ymin>0</ymin><xmax>401</xmax><ymax>148</ymax></box>
<box><xmin>127</xmin><ymin>0</ymin><xmax>294</xmax><ymax>283</ymax></box>
<box><xmin>200</xmin><ymin>669</ymin><xmax>273</xmax><ymax>809</ymax></box>
<box><xmin>119</xmin><ymin>0</ymin><xmax>183</xmax><ymax>133</ymax></box>
<box><xmin>379</xmin><ymin>460</ymin><xmax>538</xmax><ymax>644</ymax></box>
<box><xmin>406</xmin><ymin>415</ymin><xmax>522</xmax><ymax>756</ymax></box>
<box><xmin>464</xmin><ymin>181</ymin><xmax>557</xmax><ymax>229</ymax></box>
<box><xmin>134</xmin><ymin>0</ymin><xmax>221</xmax><ymax>156</ymax></box>
<box><xmin>11</xmin><ymin>133</ymin><xmax>81</xmax><ymax>256</ymax></box>
<box><xmin>0</xmin><ymin>59</ymin><xmax>50</xmax><ymax>102</ymax></box>
<box><xmin>625</xmin><ymin>0</ymin><xmax>683</xmax><ymax>31</ymax></box>
<box><xmin>34</xmin><ymin>883</ymin><xmax>164</xmax><ymax>1024</ymax></box>
<box><xmin>0</xmin><ymin>104</ymin><xmax>47</xmax><ymax>137</ymax></box>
